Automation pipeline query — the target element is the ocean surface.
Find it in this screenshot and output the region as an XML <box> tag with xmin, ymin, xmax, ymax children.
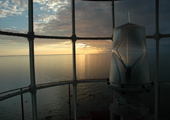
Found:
<box><xmin>0</xmin><ymin>53</ymin><xmax>170</xmax><ymax>120</ymax></box>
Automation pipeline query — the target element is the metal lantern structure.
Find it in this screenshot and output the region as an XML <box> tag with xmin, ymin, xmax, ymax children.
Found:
<box><xmin>108</xmin><ymin>23</ymin><xmax>154</xmax><ymax>120</ymax></box>
<box><xmin>0</xmin><ymin>0</ymin><xmax>170</xmax><ymax>120</ymax></box>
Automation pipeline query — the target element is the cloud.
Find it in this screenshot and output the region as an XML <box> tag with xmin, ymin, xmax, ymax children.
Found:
<box><xmin>34</xmin><ymin>0</ymin><xmax>113</xmax><ymax>37</ymax></box>
<box><xmin>0</xmin><ymin>0</ymin><xmax>27</xmax><ymax>18</ymax></box>
<box><xmin>0</xmin><ymin>39</ymin><xmax>17</xmax><ymax>44</ymax></box>
<box><xmin>34</xmin><ymin>12</ymin><xmax>72</xmax><ymax>36</ymax></box>
<box><xmin>0</xmin><ymin>9</ymin><xmax>22</xmax><ymax>17</ymax></box>
<box><xmin>11</xmin><ymin>0</ymin><xmax>27</xmax><ymax>10</ymax></box>
<box><xmin>33</xmin><ymin>0</ymin><xmax>70</xmax><ymax>21</ymax></box>
<box><xmin>34</xmin><ymin>14</ymin><xmax>58</xmax><ymax>23</ymax></box>
<box><xmin>1</xmin><ymin>0</ymin><xmax>170</xmax><ymax>55</ymax></box>
<box><xmin>74</xmin><ymin>0</ymin><xmax>113</xmax><ymax>37</ymax></box>
<box><xmin>0</xmin><ymin>27</ymin><xmax>27</xmax><ymax>34</ymax></box>
<box><xmin>76</xmin><ymin>40</ymin><xmax>112</xmax><ymax>53</ymax></box>
<box><xmin>0</xmin><ymin>34</ymin><xmax>28</xmax><ymax>43</ymax></box>
<box><xmin>32</xmin><ymin>0</ymin><xmax>72</xmax><ymax>36</ymax></box>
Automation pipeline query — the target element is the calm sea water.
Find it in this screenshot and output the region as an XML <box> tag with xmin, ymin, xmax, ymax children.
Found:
<box><xmin>0</xmin><ymin>53</ymin><xmax>170</xmax><ymax>120</ymax></box>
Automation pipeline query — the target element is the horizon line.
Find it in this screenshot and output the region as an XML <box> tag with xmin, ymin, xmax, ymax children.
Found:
<box><xmin>0</xmin><ymin>52</ymin><xmax>112</xmax><ymax>57</ymax></box>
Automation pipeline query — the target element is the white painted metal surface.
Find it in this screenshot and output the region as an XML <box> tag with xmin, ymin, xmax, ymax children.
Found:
<box><xmin>110</xmin><ymin>23</ymin><xmax>150</xmax><ymax>86</ymax></box>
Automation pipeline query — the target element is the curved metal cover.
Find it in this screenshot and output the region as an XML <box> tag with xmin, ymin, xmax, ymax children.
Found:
<box><xmin>109</xmin><ymin>23</ymin><xmax>150</xmax><ymax>86</ymax></box>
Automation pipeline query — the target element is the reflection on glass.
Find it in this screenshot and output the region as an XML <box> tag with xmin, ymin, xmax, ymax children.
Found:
<box><xmin>110</xmin><ymin>23</ymin><xmax>150</xmax><ymax>86</ymax></box>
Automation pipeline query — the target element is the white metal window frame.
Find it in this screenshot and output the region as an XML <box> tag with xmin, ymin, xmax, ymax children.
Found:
<box><xmin>0</xmin><ymin>0</ymin><xmax>170</xmax><ymax>120</ymax></box>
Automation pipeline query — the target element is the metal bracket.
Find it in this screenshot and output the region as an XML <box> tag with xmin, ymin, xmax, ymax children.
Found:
<box><xmin>27</xmin><ymin>32</ymin><xmax>35</xmax><ymax>41</ymax></box>
<box><xmin>72</xmin><ymin>34</ymin><xmax>77</xmax><ymax>42</ymax></box>
<box><xmin>29</xmin><ymin>85</ymin><xmax>37</xmax><ymax>94</ymax></box>
<box><xmin>73</xmin><ymin>80</ymin><xmax>77</xmax><ymax>86</ymax></box>
<box><xmin>154</xmin><ymin>32</ymin><xmax>160</xmax><ymax>40</ymax></box>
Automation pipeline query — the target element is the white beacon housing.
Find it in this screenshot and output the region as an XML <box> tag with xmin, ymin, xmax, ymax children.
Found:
<box><xmin>110</xmin><ymin>23</ymin><xmax>150</xmax><ymax>87</ymax></box>
<box><xmin>108</xmin><ymin>23</ymin><xmax>153</xmax><ymax>107</ymax></box>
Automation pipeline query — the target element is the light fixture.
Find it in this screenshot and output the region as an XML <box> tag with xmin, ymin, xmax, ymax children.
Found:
<box><xmin>108</xmin><ymin>23</ymin><xmax>154</xmax><ymax>120</ymax></box>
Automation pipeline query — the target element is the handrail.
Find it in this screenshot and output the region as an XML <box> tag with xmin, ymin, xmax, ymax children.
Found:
<box><xmin>0</xmin><ymin>89</ymin><xmax>30</xmax><ymax>101</ymax></box>
<box><xmin>36</xmin><ymin>80</ymin><xmax>73</xmax><ymax>87</ymax></box>
<box><xmin>0</xmin><ymin>86</ymin><xmax>29</xmax><ymax>95</ymax></box>
<box><xmin>36</xmin><ymin>81</ymin><xmax>74</xmax><ymax>90</ymax></box>
<box><xmin>0</xmin><ymin>78</ymin><xmax>107</xmax><ymax>101</ymax></box>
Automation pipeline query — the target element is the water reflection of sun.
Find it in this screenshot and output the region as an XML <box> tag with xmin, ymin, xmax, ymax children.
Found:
<box><xmin>76</xmin><ymin>43</ymin><xmax>101</xmax><ymax>54</ymax></box>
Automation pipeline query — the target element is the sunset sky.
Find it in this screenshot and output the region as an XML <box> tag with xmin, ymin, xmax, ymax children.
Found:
<box><xmin>0</xmin><ymin>0</ymin><xmax>170</xmax><ymax>55</ymax></box>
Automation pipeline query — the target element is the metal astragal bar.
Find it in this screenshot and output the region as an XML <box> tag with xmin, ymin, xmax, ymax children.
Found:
<box><xmin>2</xmin><ymin>30</ymin><xmax>170</xmax><ymax>40</ymax></box>
<box><xmin>77</xmin><ymin>37</ymin><xmax>112</xmax><ymax>40</ymax></box>
<box><xmin>28</xmin><ymin>0</ymin><xmax>37</xmax><ymax>119</ymax></box>
<box><xmin>155</xmin><ymin>0</ymin><xmax>160</xmax><ymax>120</ymax></box>
<box><xmin>71</xmin><ymin>0</ymin><xmax>77</xmax><ymax>119</ymax></box>
<box><xmin>0</xmin><ymin>31</ymin><xmax>28</xmax><ymax>37</ymax></box>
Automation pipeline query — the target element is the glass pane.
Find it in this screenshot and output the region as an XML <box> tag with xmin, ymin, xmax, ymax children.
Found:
<box><xmin>76</xmin><ymin>40</ymin><xmax>112</xmax><ymax>80</ymax></box>
<box><xmin>75</xmin><ymin>0</ymin><xmax>112</xmax><ymax>37</ymax></box>
<box><xmin>76</xmin><ymin>54</ymin><xmax>111</xmax><ymax>80</ymax></box>
<box><xmin>159</xmin><ymin>38</ymin><xmax>170</xmax><ymax>82</ymax></box>
<box><xmin>0</xmin><ymin>35</ymin><xmax>29</xmax><ymax>92</ymax></box>
<box><xmin>37</xmin><ymin>85</ymin><xmax>70</xmax><ymax>119</ymax></box>
<box><xmin>34</xmin><ymin>39</ymin><xmax>73</xmax><ymax>84</ymax></box>
<box><xmin>115</xmin><ymin>0</ymin><xmax>155</xmax><ymax>35</ymax></box>
<box><xmin>77</xmin><ymin>82</ymin><xmax>112</xmax><ymax>118</ymax></box>
<box><xmin>138</xmin><ymin>38</ymin><xmax>155</xmax><ymax>118</ymax></box>
<box><xmin>0</xmin><ymin>35</ymin><xmax>29</xmax><ymax>56</ymax></box>
<box><xmin>159</xmin><ymin>0</ymin><xmax>170</xmax><ymax>114</ymax></box>
<box><xmin>146</xmin><ymin>39</ymin><xmax>156</xmax><ymax>81</ymax></box>
<box><xmin>23</xmin><ymin>93</ymin><xmax>32</xmax><ymax>120</ymax></box>
<box><xmin>0</xmin><ymin>96</ymin><xmax>22</xmax><ymax>120</ymax></box>
<box><xmin>33</xmin><ymin>0</ymin><xmax>72</xmax><ymax>36</ymax></box>
<box><xmin>159</xmin><ymin>1</ymin><xmax>170</xmax><ymax>34</ymax></box>
<box><xmin>0</xmin><ymin>0</ymin><xmax>28</xmax><ymax>33</ymax></box>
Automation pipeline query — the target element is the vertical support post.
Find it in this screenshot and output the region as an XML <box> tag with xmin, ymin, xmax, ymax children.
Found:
<box><xmin>155</xmin><ymin>0</ymin><xmax>160</xmax><ymax>120</ymax></box>
<box><xmin>72</xmin><ymin>39</ymin><xmax>77</xmax><ymax>120</ymax></box>
<box><xmin>28</xmin><ymin>0</ymin><xmax>37</xmax><ymax>120</ymax></box>
<box><xmin>69</xmin><ymin>84</ymin><xmax>71</xmax><ymax>120</ymax></box>
<box><xmin>155</xmin><ymin>38</ymin><xmax>160</xmax><ymax>120</ymax></box>
<box><xmin>112</xmin><ymin>0</ymin><xmax>115</xmax><ymax>29</ymax></box>
<box><xmin>71</xmin><ymin>0</ymin><xmax>77</xmax><ymax>120</ymax></box>
<box><xmin>20</xmin><ymin>89</ymin><xmax>25</xmax><ymax>120</ymax></box>
<box><xmin>111</xmin><ymin>0</ymin><xmax>115</xmax><ymax>104</ymax></box>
